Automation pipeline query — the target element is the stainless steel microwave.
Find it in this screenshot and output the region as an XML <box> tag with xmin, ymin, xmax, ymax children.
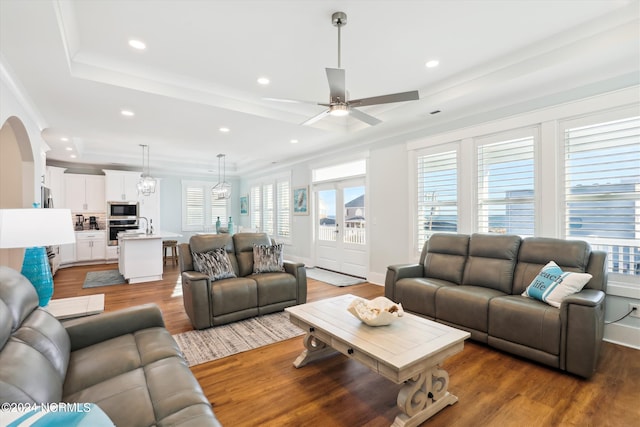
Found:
<box><xmin>108</xmin><ymin>201</ymin><xmax>139</xmax><ymax>218</ymax></box>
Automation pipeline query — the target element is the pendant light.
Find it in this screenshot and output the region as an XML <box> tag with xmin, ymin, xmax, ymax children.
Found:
<box><xmin>213</xmin><ymin>153</ymin><xmax>231</xmax><ymax>199</ymax></box>
<box><xmin>137</xmin><ymin>144</ymin><xmax>157</xmax><ymax>196</ymax></box>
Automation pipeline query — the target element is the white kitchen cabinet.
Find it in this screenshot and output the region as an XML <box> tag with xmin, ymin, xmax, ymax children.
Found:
<box><xmin>118</xmin><ymin>234</ymin><xmax>162</xmax><ymax>283</ymax></box>
<box><xmin>65</xmin><ymin>174</ymin><xmax>106</xmax><ymax>212</ymax></box>
<box><xmin>75</xmin><ymin>231</ymin><xmax>106</xmax><ymax>261</ymax></box>
<box><xmin>59</xmin><ymin>243</ymin><xmax>76</xmax><ymax>264</ymax></box>
<box><xmin>45</xmin><ymin>166</ymin><xmax>66</xmax><ymax>208</ymax></box>
<box><xmin>104</xmin><ymin>170</ymin><xmax>141</xmax><ymax>202</ymax></box>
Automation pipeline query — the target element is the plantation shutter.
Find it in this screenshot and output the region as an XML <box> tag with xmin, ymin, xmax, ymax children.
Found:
<box><xmin>211</xmin><ymin>193</ymin><xmax>228</xmax><ymax>227</ymax></box>
<box><xmin>477</xmin><ymin>134</ymin><xmax>535</xmax><ymax>236</ymax></box>
<box><xmin>263</xmin><ymin>184</ymin><xmax>274</xmax><ymax>235</ymax></box>
<box><xmin>250</xmin><ymin>185</ymin><xmax>261</xmax><ymax>231</ymax></box>
<box><xmin>417</xmin><ymin>149</ymin><xmax>458</xmax><ymax>249</ymax></box>
<box><xmin>186</xmin><ymin>186</ymin><xmax>204</xmax><ymax>228</ymax></box>
<box><xmin>563</xmin><ymin>115</ymin><xmax>640</xmax><ymax>276</ymax></box>
<box><xmin>277</xmin><ymin>179</ymin><xmax>290</xmax><ymax>238</ymax></box>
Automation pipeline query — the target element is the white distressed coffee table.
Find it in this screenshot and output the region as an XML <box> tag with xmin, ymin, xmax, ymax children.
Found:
<box><xmin>285</xmin><ymin>294</ymin><xmax>470</xmax><ymax>427</ymax></box>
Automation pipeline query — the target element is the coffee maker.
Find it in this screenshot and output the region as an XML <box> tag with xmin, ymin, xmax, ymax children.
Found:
<box><xmin>75</xmin><ymin>214</ymin><xmax>85</xmax><ymax>231</ymax></box>
<box><xmin>89</xmin><ymin>216</ymin><xmax>99</xmax><ymax>230</ymax></box>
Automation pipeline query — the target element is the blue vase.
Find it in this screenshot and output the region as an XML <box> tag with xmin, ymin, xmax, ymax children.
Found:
<box><xmin>21</xmin><ymin>246</ymin><xmax>54</xmax><ymax>306</ymax></box>
<box><xmin>228</xmin><ymin>217</ymin><xmax>234</xmax><ymax>235</ymax></box>
<box><xmin>215</xmin><ymin>217</ymin><xmax>221</xmax><ymax>233</ymax></box>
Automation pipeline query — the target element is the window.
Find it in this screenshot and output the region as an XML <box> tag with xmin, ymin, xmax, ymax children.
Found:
<box><xmin>562</xmin><ymin>114</ymin><xmax>640</xmax><ymax>276</ymax></box>
<box><xmin>416</xmin><ymin>148</ymin><xmax>458</xmax><ymax>249</ymax></box>
<box><xmin>250</xmin><ymin>185</ymin><xmax>261</xmax><ymax>231</ymax></box>
<box><xmin>277</xmin><ymin>179</ymin><xmax>290</xmax><ymax>237</ymax></box>
<box><xmin>477</xmin><ymin>131</ymin><xmax>535</xmax><ymax>236</ymax></box>
<box><xmin>250</xmin><ymin>175</ymin><xmax>291</xmax><ymax>240</ymax></box>
<box><xmin>182</xmin><ymin>181</ymin><xmax>228</xmax><ymax>231</ymax></box>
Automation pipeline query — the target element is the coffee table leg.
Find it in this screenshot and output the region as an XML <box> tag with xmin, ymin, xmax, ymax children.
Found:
<box><xmin>392</xmin><ymin>366</ymin><xmax>458</xmax><ymax>427</ymax></box>
<box><xmin>293</xmin><ymin>333</ymin><xmax>338</xmax><ymax>368</ymax></box>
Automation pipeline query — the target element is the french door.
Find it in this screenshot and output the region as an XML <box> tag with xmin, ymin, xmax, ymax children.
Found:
<box><xmin>314</xmin><ymin>179</ymin><xmax>367</xmax><ymax>277</ymax></box>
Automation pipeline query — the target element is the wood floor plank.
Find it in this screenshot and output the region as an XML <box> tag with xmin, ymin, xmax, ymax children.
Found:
<box><xmin>51</xmin><ymin>263</ymin><xmax>640</xmax><ymax>426</ymax></box>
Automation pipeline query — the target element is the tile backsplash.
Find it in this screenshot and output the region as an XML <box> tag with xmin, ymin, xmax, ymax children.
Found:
<box><xmin>71</xmin><ymin>212</ymin><xmax>106</xmax><ymax>231</ymax></box>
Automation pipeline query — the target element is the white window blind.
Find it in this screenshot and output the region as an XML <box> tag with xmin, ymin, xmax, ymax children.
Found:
<box><xmin>263</xmin><ymin>184</ymin><xmax>274</xmax><ymax>235</ymax></box>
<box><xmin>417</xmin><ymin>149</ymin><xmax>458</xmax><ymax>249</ymax></box>
<box><xmin>250</xmin><ymin>185</ymin><xmax>261</xmax><ymax>231</ymax></box>
<box><xmin>563</xmin><ymin>115</ymin><xmax>640</xmax><ymax>276</ymax></box>
<box><xmin>182</xmin><ymin>181</ymin><xmax>228</xmax><ymax>231</ymax></box>
<box><xmin>477</xmin><ymin>135</ymin><xmax>535</xmax><ymax>236</ymax></box>
<box><xmin>277</xmin><ymin>180</ymin><xmax>290</xmax><ymax>238</ymax></box>
<box><xmin>185</xmin><ymin>186</ymin><xmax>204</xmax><ymax>228</ymax></box>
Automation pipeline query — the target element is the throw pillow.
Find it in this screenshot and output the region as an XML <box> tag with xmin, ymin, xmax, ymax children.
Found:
<box><xmin>192</xmin><ymin>248</ymin><xmax>236</xmax><ymax>281</ymax></box>
<box><xmin>253</xmin><ymin>243</ymin><xmax>285</xmax><ymax>273</ymax></box>
<box><xmin>522</xmin><ymin>261</ymin><xmax>592</xmax><ymax>308</ymax></box>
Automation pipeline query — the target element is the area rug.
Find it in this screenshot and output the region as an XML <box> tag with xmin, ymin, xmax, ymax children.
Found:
<box><xmin>306</xmin><ymin>267</ymin><xmax>366</xmax><ymax>287</ymax></box>
<box><xmin>82</xmin><ymin>269</ymin><xmax>126</xmax><ymax>288</ymax></box>
<box><xmin>172</xmin><ymin>311</ymin><xmax>304</xmax><ymax>367</ymax></box>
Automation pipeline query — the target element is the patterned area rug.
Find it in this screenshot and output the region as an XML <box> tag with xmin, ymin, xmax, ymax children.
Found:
<box><xmin>82</xmin><ymin>269</ymin><xmax>126</xmax><ymax>288</ymax></box>
<box><xmin>306</xmin><ymin>267</ymin><xmax>366</xmax><ymax>287</ymax></box>
<box><xmin>172</xmin><ymin>311</ymin><xmax>305</xmax><ymax>367</ymax></box>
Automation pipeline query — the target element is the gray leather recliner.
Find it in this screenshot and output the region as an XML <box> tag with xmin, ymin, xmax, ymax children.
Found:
<box><xmin>385</xmin><ymin>233</ymin><xmax>607</xmax><ymax>378</ymax></box>
<box><xmin>179</xmin><ymin>232</ymin><xmax>307</xmax><ymax>329</ymax></box>
<box><xmin>0</xmin><ymin>266</ymin><xmax>221</xmax><ymax>426</ymax></box>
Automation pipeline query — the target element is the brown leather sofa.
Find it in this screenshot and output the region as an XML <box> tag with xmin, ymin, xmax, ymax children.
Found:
<box><xmin>0</xmin><ymin>266</ymin><xmax>220</xmax><ymax>426</ymax></box>
<box><xmin>179</xmin><ymin>232</ymin><xmax>307</xmax><ymax>329</ymax></box>
<box><xmin>385</xmin><ymin>233</ymin><xmax>607</xmax><ymax>378</ymax></box>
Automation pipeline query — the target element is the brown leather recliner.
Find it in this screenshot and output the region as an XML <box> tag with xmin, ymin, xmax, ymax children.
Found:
<box><xmin>179</xmin><ymin>232</ymin><xmax>307</xmax><ymax>329</ymax></box>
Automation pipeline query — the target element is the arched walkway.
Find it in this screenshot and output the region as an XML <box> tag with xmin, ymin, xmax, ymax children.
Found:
<box><xmin>0</xmin><ymin>116</ymin><xmax>35</xmax><ymax>269</ymax></box>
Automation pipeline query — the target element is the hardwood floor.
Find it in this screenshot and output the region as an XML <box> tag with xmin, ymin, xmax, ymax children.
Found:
<box><xmin>52</xmin><ymin>263</ymin><xmax>640</xmax><ymax>426</ymax></box>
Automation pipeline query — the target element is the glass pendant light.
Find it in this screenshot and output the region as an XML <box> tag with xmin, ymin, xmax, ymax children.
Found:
<box><xmin>213</xmin><ymin>153</ymin><xmax>231</xmax><ymax>199</ymax></box>
<box><xmin>137</xmin><ymin>144</ymin><xmax>157</xmax><ymax>196</ymax></box>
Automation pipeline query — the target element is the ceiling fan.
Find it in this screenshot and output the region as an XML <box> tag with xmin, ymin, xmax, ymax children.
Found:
<box><xmin>271</xmin><ymin>12</ymin><xmax>420</xmax><ymax>126</ymax></box>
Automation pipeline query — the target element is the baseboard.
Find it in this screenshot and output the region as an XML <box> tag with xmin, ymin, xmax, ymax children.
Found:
<box><xmin>604</xmin><ymin>323</ymin><xmax>640</xmax><ymax>350</ymax></box>
<box><xmin>366</xmin><ymin>271</ymin><xmax>385</xmax><ymax>286</ymax></box>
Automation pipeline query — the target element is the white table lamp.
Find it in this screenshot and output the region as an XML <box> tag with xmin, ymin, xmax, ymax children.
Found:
<box><xmin>0</xmin><ymin>208</ymin><xmax>76</xmax><ymax>306</ymax></box>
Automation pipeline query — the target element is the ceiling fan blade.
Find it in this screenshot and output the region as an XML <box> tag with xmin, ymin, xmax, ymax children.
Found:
<box><xmin>349</xmin><ymin>108</ymin><xmax>382</xmax><ymax>126</ymax></box>
<box><xmin>301</xmin><ymin>109</ymin><xmax>330</xmax><ymax>126</ymax></box>
<box><xmin>326</xmin><ymin>68</ymin><xmax>346</xmax><ymax>101</ymax></box>
<box><xmin>349</xmin><ymin>90</ymin><xmax>419</xmax><ymax>107</ymax></box>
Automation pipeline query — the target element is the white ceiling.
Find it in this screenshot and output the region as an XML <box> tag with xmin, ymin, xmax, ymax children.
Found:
<box><xmin>1</xmin><ymin>0</ymin><xmax>638</xmax><ymax>177</ymax></box>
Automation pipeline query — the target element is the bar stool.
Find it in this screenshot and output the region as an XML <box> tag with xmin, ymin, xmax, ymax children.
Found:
<box><xmin>163</xmin><ymin>240</ymin><xmax>178</xmax><ymax>266</ymax></box>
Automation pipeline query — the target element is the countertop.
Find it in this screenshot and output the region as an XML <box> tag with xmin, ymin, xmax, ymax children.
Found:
<box><xmin>118</xmin><ymin>230</ymin><xmax>182</xmax><ymax>240</ymax></box>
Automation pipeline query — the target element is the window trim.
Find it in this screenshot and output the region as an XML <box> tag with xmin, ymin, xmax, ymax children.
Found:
<box><xmin>181</xmin><ymin>180</ymin><xmax>229</xmax><ymax>232</ymax></box>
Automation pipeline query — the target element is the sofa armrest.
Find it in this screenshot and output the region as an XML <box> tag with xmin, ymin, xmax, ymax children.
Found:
<box><xmin>181</xmin><ymin>271</ymin><xmax>212</xmax><ymax>330</ymax></box>
<box><xmin>64</xmin><ymin>303</ymin><xmax>165</xmax><ymax>351</ymax></box>
<box><xmin>385</xmin><ymin>264</ymin><xmax>424</xmax><ymax>300</ymax></box>
<box><xmin>562</xmin><ymin>289</ymin><xmax>606</xmax><ymax>308</ymax></box>
<box><xmin>560</xmin><ymin>289</ymin><xmax>606</xmax><ymax>378</ymax></box>
<box><xmin>284</xmin><ymin>261</ymin><xmax>307</xmax><ymax>304</ymax></box>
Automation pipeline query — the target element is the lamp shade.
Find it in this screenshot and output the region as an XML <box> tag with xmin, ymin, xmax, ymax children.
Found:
<box><xmin>0</xmin><ymin>209</ymin><xmax>76</xmax><ymax>248</ymax></box>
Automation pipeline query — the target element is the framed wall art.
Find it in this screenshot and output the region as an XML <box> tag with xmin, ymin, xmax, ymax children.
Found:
<box><xmin>240</xmin><ymin>194</ymin><xmax>249</xmax><ymax>216</ymax></box>
<box><xmin>293</xmin><ymin>186</ymin><xmax>309</xmax><ymax>215</ymax></box>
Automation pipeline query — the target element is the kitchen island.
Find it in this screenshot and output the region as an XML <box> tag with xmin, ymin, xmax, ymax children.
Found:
<box><xmin>118</xmin><ymin>231</ymin><xmax>181</xmax><ymax>283</ymax></box>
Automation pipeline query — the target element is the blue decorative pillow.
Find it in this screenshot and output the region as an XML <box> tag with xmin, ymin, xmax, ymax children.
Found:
<box><xmin>522</xmin><ymin>261</ymin><xmax>592</xmax><ymax>308</ymax></box>
<box><xmin>253</xmin><ymin>243</ymin><xmax>285</xmax><ymax>273</ymax></box>
<box><xmin>192</xmin><ymin>248</ymin><xmax>236</xmax><ymax>281</ymax></box>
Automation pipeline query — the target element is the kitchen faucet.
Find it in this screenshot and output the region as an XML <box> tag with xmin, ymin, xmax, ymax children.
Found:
<box><xmin>139</xmin><ymin>216</ymin><xmax>150</xmax><ymax>234</ymax></box>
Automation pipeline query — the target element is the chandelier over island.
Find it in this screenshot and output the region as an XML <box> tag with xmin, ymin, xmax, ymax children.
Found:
<box><xmin>137</xmin><ymin>144</ymin><xmax>157</xmax><ymax>196</ymax></box>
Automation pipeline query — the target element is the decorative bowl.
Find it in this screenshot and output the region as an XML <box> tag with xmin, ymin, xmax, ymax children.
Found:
<box><xmin>347</xmin><ymin>296</ymin><xmax>404</xmax><ymax>326</ymax></box>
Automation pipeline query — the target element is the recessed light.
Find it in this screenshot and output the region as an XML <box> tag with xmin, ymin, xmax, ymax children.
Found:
<box><xmin>290</xmin><ymin>139</ymin><xmax>299</xmax><ymax>144</ymax></box>
<box><xmin>65</xmin><ymin>147</ymin><xmax>73</xmax><ymax>151</ymax></box>
<box><xmin>219</xmin><ymin>127</ymin><xmax>230</xmax><ymax>133</ymax></box>
<box><xmin>70</xmin><ymin>154</ymin><xmax>77</xmax><ymax>159</ymax></box>
<box><xmin>121</xmin><ymin>110</ymin><xmax>135</xmax><ymax>117</ymax></box>
<box><xmin>128</xmin><ymin>39</ymin><xmax>146</xmax><ymax>50</ymax></box>
<box><xmin>60</xmin><ymin>137</ymin><xmax>69</xmax><ymax>142</ymax></box>
<box><xmin>425</xmin><ymin>59</ymin><xmax>440</xmax><ymax>68</ymax></box>
<box><xmin>257</xmin><ymin>77</ymin><xmax>270</xmax><ymax>85</ymax></box>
